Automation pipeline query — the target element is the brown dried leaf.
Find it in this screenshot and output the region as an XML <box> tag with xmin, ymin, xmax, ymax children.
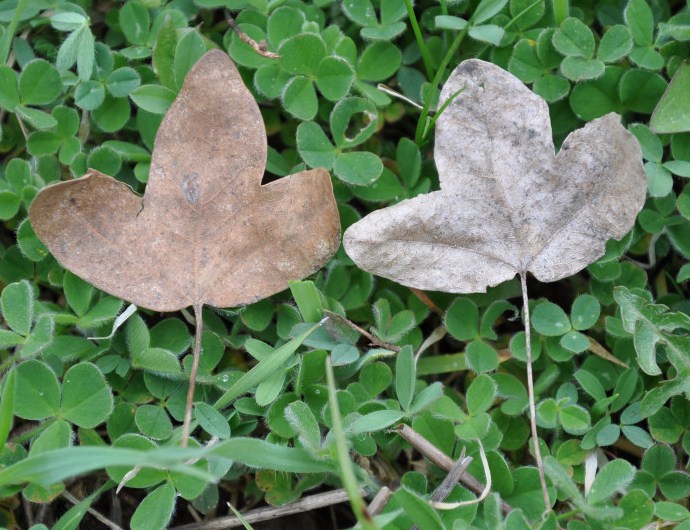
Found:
<box><xmin>30</xmin><ymin>51</ymin><xmax>340</xmax><ymax>311</ymax></box>
<box><xmin>344</xmin><ymin>59</ymin><xmax>646</xmax><ymax>292</ymax></box>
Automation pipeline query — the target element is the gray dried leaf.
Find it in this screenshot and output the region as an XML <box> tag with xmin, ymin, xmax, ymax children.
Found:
<box><xmin>344</xmin><ymin>59</ymin><xmax>646</xmax><ymax>292</ymax></box>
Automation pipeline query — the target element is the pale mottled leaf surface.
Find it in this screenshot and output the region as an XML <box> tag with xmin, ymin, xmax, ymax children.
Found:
<box><xmin>30</xmin><ymin>51</ymin><xmax>341</xmax><ymax>311</ymax></box>
<box><xmin>344</xmin><ymin>59</ymin><xmax>646</xmax><ymax>292</ymax></box>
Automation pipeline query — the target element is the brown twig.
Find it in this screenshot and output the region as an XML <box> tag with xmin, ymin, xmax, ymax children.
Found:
<box><xmin>181</xmin><ymin>302</ymin><xmax>203</xmax><ymax>447</ymax></box>
<box><xmin>396</xmin><ymin>424</ymin><xmax>513</xmax><ymax>514</ymax></box>
<box><xmin>429</xmin><ymin>447</ymin><xmax>470</xmax><ymax>503</ymax></box>
<box><xmin>588</xmin><ymin>337</ymin><xmax>629</xmax><ymax>368</ymax></box>
<box><xmin>411</xmin><ymin>448</ymin><xmax>473</xmax><ymax>529</ymax></box>
<box><xmin>613</xmin><ymin>437</ymin><xmax>644</xmax><ymax>458</ymax></box>
<box><xmin>187</xmin><ymin>503</ymin><xmax>203</xmax><ymax>523</ymax></box>
<box><xmin>170</xmin><ymin>489</ymin><xmax>352</xmax><ymax>529</ymax></box>
<box><xmin>410</xmin><ymin>288</ymin><xmax>443</xmax><ymax>316</ymax></box>
<box><xmin>368</xmin><ymin>486</ymin><xmax>392</xmax><ymax>516</ymax></box>
<box><xmin>323</xmin><ymin>310</ymin><xmax>401</xmax><ymax>352</ymax></box>
<box><xmin>78</xmin><ymin>109</ymin><xmax>90</xmax><ymax>144</ymax></box>
<box><xmin>226</xmin><ymin>15</ymin><xmax>280</xmax><ymax>59</ymax></box>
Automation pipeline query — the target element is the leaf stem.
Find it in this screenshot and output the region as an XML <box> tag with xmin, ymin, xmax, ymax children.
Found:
<box><xmin>181</xmin><ymin>302</ymin><xmax>203</xmax><ymax>447</ymax></box>
<box><xmin>403</xmin><ymin>0</ymin><xmax>434</xmax><ymax>81</ymax></box>
<box><xmin>16</xmin><ymin>114</ymin><xmax>29</xmax><ymax>141</ymax></box>
<box><xmin>519</xmin><ymin>272</ymin><xmax>550</xmax><ymax>514</ymax></box>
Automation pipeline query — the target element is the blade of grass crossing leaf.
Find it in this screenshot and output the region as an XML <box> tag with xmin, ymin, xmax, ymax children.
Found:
<box><xmin>471</xmin><ymin>0</ymin><xmax>509</xmax><ymax>24</ymax></box>
<box><xmin>228</xmin><ymin>502</ymin><xmax>256</xmax><ymax>530</ymax></box>
<box><xmin>506</xmin><ymin>0</ymin><xmax>547</xmax><ymax>30</ymax></box>
<box><xmin>416</xmin><ymin>29</ymin><xmax>469</xmax><ymax>145</ymax></box>
<box><xmin>325</xmin><ymin>358</ymin><xmax>379</xmax><ymax>530</ymax></box>
<box><xmin>427</xmin><ymin>87</ymin><xmax>466</xmax><ymax>132</ymax></box>
<box><xmin>54</xmin><ymin>481</ymin><xmax>114</xmax><ymax>530</ymax></box>
<box><xmin>213</xmin><ymin>322</ymin><xmax>321</xmax><ymax>410</ymax></box>
<box><xmin>0</xmin><ymin>369</ymin><xmax>16</xmax><ymax>449</ymax></box>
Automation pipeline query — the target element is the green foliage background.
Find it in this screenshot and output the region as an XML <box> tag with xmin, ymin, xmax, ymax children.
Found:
<box><xmin>0</xmin><ymin>0</ymin><xmax>690</xmax><ymax>528</ymax></box>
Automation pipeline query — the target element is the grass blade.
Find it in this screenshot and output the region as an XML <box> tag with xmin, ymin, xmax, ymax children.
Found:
<box><xmin>214</xmin><ymin>322</ymin><xmax>321</xmax><ymax>410</ymax></box>
<box><xmin>325</xmin><ymin>357</ymin><xmax>379</xmax><ymax>530</ymax></box>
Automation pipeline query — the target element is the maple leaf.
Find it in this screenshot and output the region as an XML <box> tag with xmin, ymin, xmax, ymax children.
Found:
<box><xmin>30</xmin><ymin>50</ymin><xmax>341</xmax><ymax>313</ymax></box>
<box><xmin>344</xmin><ymin>59</ymin><xmax>646</xmax><ymax>292</ymax></box>
<box><xmin>343</xmin><ymin>58</ymin><xmax>647</xmax><ymax>514</ymax></box>
<box><xmin>29</xmin><ymin>50</ymin><xmax>341</xmax><ymax>446</ymax></box>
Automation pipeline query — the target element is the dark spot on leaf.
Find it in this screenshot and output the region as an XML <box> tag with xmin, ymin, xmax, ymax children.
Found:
<box><xmin>461</xmin><ymin>61</ymin><xmax>478</xmax><ymax>76</ymax></box>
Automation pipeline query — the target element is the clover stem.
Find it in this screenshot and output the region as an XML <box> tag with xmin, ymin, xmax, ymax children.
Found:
<box><xmin>519</xmin><ymin>272</ymin><xmax>550</xmax><ymax>513</ymax></box>
<box><xmin>181</xmin><ymin>302</ymin><xmax>203</xmax><ymax>447</ymax></box>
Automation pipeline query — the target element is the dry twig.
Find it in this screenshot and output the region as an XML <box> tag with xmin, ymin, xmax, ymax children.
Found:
<box><xmin>368</xmin><ymin>486</ymin><xmax>392</xmax><ymax>516</ymax></box>
<box><xmin>588</xmin><ymin>337</ymin><xmax>629</xmax><ymax>368</ymax></box>
<box><xmin>170</xmin><ymin>489</ymin><xmax>352</xmax><ymax>530</ymax></box>
<box><xmin>324</xmin><ymin>310</ymin><xmax>402</xmax><ymax>352</ymax></box>
<box><xmin>226</xmin><ymin>14</ymin><xmax>280</xmax><ymax>58</ymax></box>
<box><xmin>396</xmin><ymin>424</ymin><xmax>512</xmax><ymax>514</ymax></box>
